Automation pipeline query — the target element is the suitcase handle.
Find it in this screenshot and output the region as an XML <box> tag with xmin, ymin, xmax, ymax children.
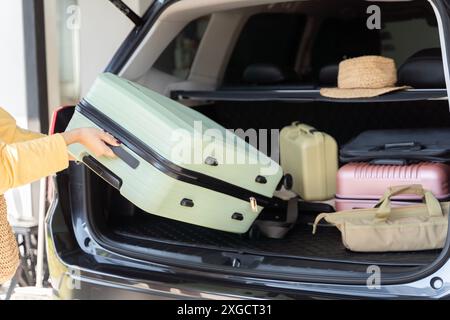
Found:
<box><xmin>292</xmin><ymin>122</ymin><xmax>317</xmax><ymax>135</ymax></box>
<box><xmin>82</xmin><ymin>156</ymin><xmax>123</xmax><ymax>190</ymax></box>
<box><xmin>370</xmin><ymin>159</ymin><xmax>408</xmax><ymax>165</ymax></box>
<box><xmin>382</xmin><ymin>142</ymin><xmax>423</xmax><ymax>151</ymax></box>
<box><xmin>108</xmin><ymin>144</ymin><xmax>140</xmax><ymax>169</ymax></box>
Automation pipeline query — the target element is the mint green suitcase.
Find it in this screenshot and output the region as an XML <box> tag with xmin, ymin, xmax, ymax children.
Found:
<box><xmin>65</xmin><ymin>73</ymin><xmax>283</xmax><ymax>233</ymax></box>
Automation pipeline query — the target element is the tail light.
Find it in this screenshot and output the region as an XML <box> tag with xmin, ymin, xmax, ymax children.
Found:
<box><xmin>49</xmin><ymin>106</ymin><xmax>76</xmax><ymax>135</ymax></box>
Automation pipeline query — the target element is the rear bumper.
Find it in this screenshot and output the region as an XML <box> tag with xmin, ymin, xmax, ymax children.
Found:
<box><xmin>50</xmin><ymin>266</ymin><xmax>248</xmax><ymax>300</ymax></box>
<box><xmin>52</xmin><ymin>272</ymin><xmax>182</xmax><ymax>300</ymax></box>
<box><xmin>46</xmin><ymin>240</ymin><xmax>299</xmax><ymax>300</ymax></box>
<box><xmin>46</xmin><ymin>246</ymin><xmax>450</xmax><ymax>300</ymax></box>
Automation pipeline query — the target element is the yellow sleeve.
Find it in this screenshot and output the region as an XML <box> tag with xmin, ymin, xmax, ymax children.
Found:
<box><xmin>0</xmin><ymin>134</ymin><xmax>69</xmax><ymax>195</ymax></box>
<box><xmin>0</xmin><ymin>107</ymin><xmax>45</xmax><ymax>143</ymax></box>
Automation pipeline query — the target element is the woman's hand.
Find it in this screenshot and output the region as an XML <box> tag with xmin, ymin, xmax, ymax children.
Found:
<box><xmin>61</xmin><ymin>128</ymin><xmax>120</xmax><ymax>159</ymax></box>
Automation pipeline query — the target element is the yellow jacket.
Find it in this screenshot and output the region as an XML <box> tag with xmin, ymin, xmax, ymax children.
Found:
<box><xmin>0</xmin><ymin>107</ymin><xmax>69</xmax><ymax>195</ymax></box>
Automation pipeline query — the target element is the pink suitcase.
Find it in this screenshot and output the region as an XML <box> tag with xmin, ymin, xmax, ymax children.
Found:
<box><xmin>335</xmin><ymin>162</ymin><xmax>450</xmax><ymax>211</ymax></box>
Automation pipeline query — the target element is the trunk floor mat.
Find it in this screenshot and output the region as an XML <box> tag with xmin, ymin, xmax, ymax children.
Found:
<box><xmin>110</xmin><ymin>213</ymin><xmax>441</xmax><ymax>267</ymax></box>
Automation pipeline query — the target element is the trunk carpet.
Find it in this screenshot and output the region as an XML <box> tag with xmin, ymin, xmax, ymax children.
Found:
<box><xmin>110</xmin><ymin>212</ymin><xmax>440</xmax><ymax>267</ymax></box>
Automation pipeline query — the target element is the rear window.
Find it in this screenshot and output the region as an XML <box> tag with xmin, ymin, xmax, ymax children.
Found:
<box><xmin>224</xmin><ymin>13</ymin><xmax>307</xmax><ymax>85</ymax></box>
<box><xmin>311</xmin><ymin>6</ymin><xmax>439</xmax><ymax>80</ymax></box>
<box><xmin>223</xmin><ymin>0</ymin><xmax>440</xmax><ymax>87</ymax></box>
<box><xmin>153</xmin><ymin>16</ymin><xmax>210</xmax><ymax>79</ymax></box>
<box><xmin>380</xmin><ymin>17</ymin><xmax>440</xmax><ymax>66</ymax></box>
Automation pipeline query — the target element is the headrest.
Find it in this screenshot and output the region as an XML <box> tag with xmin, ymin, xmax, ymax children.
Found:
<box><xmin>242</xmin><ymin>64</ymin><xmax>296</xmax><ymax>85</ymax></box>
<box><xmin>398</xmin><ymin>48</ymin><xmax>445</xmax><ymax>88</ymax></box>
<box><xmin>319</xmin><ymin>64</ymin><xmax>339</xmax><ymax>86</ymax></box>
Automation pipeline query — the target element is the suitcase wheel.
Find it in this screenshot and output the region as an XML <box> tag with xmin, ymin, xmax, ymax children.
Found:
<box><xmin>276</xmin><ymin>174</ymin><xmax>293</xmax><ymax>191</ymax></box>
<box><xmin>283</xmin><ymin>174</ymin><xmax>293</xmax><ymax>190</ymax></box>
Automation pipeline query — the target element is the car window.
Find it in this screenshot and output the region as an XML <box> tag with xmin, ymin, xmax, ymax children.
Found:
<box><xmin>381</xmin><ymin>18</ymin><xmax>440</xmax><ymax>67</ymax></box>
<box><xmin>310</xmin><ymin>3</ymin><xmax>440</xmax><ymax>84</ymax></box>
<box><xmin>311</xmin><ymin>17</ymin><xmax>382</xmax><ymax>81</ymax></box>
<box><xmin>223</xmin><ymin>13</ymin><xmax>307</xmax><ymax>86</ymax></box>
<box><xmin>153</xmin><ymin>16</ymin><xmax>210</xmax><ymax>79</ymax></box>
<box><xmin>222</xmin><ymin>1</ymin><xmax>440</xmax><ymax>87</ymax></box>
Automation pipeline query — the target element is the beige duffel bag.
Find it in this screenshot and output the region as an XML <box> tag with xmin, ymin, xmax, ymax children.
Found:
<box><xmin>313</xmin><ymin>185</ymin><xmax>449</xmax><ymax>252</ymax></box>
<box><xmin>0</xmin><ymin>195</ymin><xmax>19</xmax><ymax>284</ymax></box>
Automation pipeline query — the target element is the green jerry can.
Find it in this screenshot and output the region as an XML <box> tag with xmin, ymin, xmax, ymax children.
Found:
<box><xmin>65</xmin><ymin>73</ymin><xmax>283</xmax><ymax>233</ymax></box>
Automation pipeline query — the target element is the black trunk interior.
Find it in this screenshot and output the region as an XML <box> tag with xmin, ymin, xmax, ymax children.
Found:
<box><xmin>89</xmin><ymin>99</ymin><xmax>450</xmax><ymax>269</ymax></box>
<box><xmin>193</xmin><ymin>100</ymin><xmax>450</xmax><ymax>147</ymax></box>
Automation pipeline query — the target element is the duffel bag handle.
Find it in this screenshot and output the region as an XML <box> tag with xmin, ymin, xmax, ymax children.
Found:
<box><xmin>374</xmin><ymin>184</ymin><xmax>443</xmax><ymax>222</ymax></box>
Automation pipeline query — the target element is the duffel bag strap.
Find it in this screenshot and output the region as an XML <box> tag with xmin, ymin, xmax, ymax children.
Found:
<box><xmin>312</xmin><ymin>212</ymin><xmax>331</xmax><ymax>235</ymax></box>
<box><xmin>256</xmin><ymin>197</ymin><xmax>298</xmax><ymax>239</ymax></box>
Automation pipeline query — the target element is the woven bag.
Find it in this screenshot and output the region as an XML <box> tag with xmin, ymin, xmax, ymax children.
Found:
<box><xmin>0</xmin><ymin>195</ymin><xmax>19</xmax><ymax>284</ymax></box>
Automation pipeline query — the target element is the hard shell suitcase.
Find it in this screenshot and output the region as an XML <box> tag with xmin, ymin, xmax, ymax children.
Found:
<box><xmin>65</xmin><ymin>73</ymin><xmax>283</xmax><ymax>233</ymax></box>
<box><xmin>336</xmin><ymin>162</ymin><xmax>450</xmax><ymax>211</ymax></box>
<box><xmin>340</xmin><ymin>128</ymin><xmax>450</xmax><ymax>164</ymax></box>
<box><xmin>280</xmin><ymin>123</ymin><xmax>338</xmax><ymax>201</ymax></box>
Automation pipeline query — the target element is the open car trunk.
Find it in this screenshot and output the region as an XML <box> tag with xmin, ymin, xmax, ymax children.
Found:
<box><xmin>81</xmin><ymin>98</ymin><xmax>450</xmax><ymax>273</ymax></box>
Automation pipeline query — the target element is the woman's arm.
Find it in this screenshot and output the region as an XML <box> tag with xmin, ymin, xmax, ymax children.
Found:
<box><xmin>0</xmin><ymin>128</ymin><xmax>119</xmax><ymax>195</ymax></box>
<box><xmin>0</xmin><ymin>134</ymin><xmax>68</xmax><ymax>195</ymax></box>
<box><xmin>0</xmin><ymin>108</ymin><xmax>45</xmax><ymax>143</ymax></box>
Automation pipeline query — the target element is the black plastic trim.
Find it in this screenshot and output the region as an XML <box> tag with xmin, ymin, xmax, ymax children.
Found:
<box><xmin>105</xmin><ymin>0</ymin><xmax>181</xmax><ymax>74</ymax></box>
<box><xmin>77</xmin><ymin>100</ymin><xmax>277</xmax><ymax>207</ymax></box>
<box><xmin>82</xmin><ymin>156</ymin><xmax>123</xmax><ymax>190</ymax></box>
<box><xmin>172</xmin><ymin>89</ymin><xmax>448</xmax><ymax>103</ymax></box>
<box><xmin>108</xmin><ymin>0</ymin><xmax>143</xmax><ymax>26</ymax></box>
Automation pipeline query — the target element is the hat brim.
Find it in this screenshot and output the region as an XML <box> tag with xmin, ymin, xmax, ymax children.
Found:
<box><xmin>319</xmin><ymin>86</ymin><xmax>410</xmax><ymax>99</ymax></box>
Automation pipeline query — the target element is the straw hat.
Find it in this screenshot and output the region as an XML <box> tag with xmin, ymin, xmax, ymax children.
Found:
<box><xmin>320</xmin><ymin>56</ymin><xmax>410</xmax><ymax>99</ymax></box>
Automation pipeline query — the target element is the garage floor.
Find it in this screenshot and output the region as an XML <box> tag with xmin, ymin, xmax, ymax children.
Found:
<box><xmin>0</xmin><ymin>285</ymin><xmax>52</xmax><ymax>300</ymax></box>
